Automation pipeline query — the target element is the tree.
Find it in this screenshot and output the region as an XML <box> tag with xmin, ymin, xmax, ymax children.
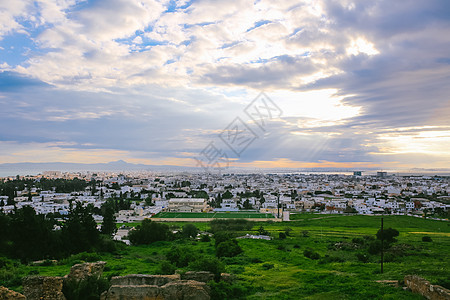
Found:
<box><xmin>62</xmin><ymin>202</ymin><xmax>100</xmax><ymax>254</ymax></box>
<box><xmin>9</xmin><ymin>206</ymin><xmax>58</xmax><ymax>261</ymax></box>
<box><xmin>242</xmin><ymin>199</ymin><xmax>252</xmax><ymax>209</ymax></box>
<box><xmin>189</xmin><ymin>256</ymin><xmax>225</xmax><ymax>281</ymax></box>
<box><xmin>182</xmin><ymin>223</ymin><xmax>198</xmax><ymax>238</ymax></box>
<box><xmin>257</xmin><ymin>226</ymin><xmax>268</xmax><ymax>235</ymax></box>
<box><xmin>216</xmin><ymin>239</ymin><xmax>242</xmax><ymax>258</ymax></box>
<box><xmin>101</xmin><ymin>204</ymin><xmax>117</xmax><ymax>237</ymax></box>
<box><xmin>222</xmin><ymin>190</ymin><xmax>233</xmax><ymax>199</ymax></box>
<box><xmin>376</xmin><ymin>227</ymin><xmax>399</xmax><ymax>245</ymax></box>
<box><xmin>128</xmin><ymin>219</ymin><xmax>171</xmax><ymax>245</ymax></box>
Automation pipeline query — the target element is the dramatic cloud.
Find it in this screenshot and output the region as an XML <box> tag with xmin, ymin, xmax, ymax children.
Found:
<box><xmin>0</xmin><ymin>0</ymin><xmax>449</xmax><ymax>170</ymax></box>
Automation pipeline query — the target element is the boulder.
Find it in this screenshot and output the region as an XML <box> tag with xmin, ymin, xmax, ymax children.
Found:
<box><xmin>0</xmin><ymin>286</ymin><xmax>26</xmax><ymax>299</ymax></box>
<box><xmin>100</xmin><ymin>285</ymin><xmax>163</xmax><ymax>300</ymax></box>
<box><xmin>110</xmin><ymin>274</ymin><xmax>180</xmax><ymax>286</ymax></box>
<box><xmin>161</xmin><ymin>280</ymin><xmax>210</xmax><ymax>300</ymax></box>
<box><xmin>405</xmin><ymin>275</ymin><xmax>450</xmax><ymax>300</ymax></box>
<box><xmin>22</xmin><ymin>276</ymin><xmax>66</xmax><ymax>300</ymax></box>
<box><xmin>66</xmin><ymin>261</ymin><xmax>106</xmax><ymax>282</ymax></box>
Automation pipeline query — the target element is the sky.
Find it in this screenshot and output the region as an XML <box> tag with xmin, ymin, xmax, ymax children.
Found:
<box><xmin>0</xmin><ymin>0</ymin><xmax>449</xmax><ymax>171</ymax></box>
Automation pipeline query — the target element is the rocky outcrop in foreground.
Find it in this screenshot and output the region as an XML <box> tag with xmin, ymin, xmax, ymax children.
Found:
<box><xmin>0</xmin><ymin>286</ymin><xmax>26</xmax><ymax>299</ymax></box>
<box><xmin>22</xmin><ymin>276</ymin><xmax>66</xmax><ymax>300</ymax></box>
<box><xmin>101</xmin><ymin>274</ymin><xmax>210</xmax><ymax>300</ymax></box>
<box><xmin>405</xmin><ymin>275</ymin><xmax>450</xmax><ymax>300</ymax></box>
<box><xmin>19</xmin><ymin>262</ymin><xmax>231</xmax><ymax>300</ymax></box>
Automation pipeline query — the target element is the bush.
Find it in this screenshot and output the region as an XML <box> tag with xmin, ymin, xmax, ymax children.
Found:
<box><xmin>189</xmin><ymin>256</ymin><xmax>225</xmax><ymax>281</ymax></box>
<box><xmin>319</xmin><ymin>255</ymin><xmax>345</xmax><ymax>264</ymax></box>
<box><xmin>279</xmin><ymin>232</ymin><xmax>287</xmax><ymax>239</ymax></box>
<box><xmin>352</xmin><ymin>237</ymin><xmax>364</xmax><ymax>245</ymax></box>
<box><xmin>303</xmin><ymin>248</ymin><xmax>320</xmax><ymax>260</ymax></box>
<box><xmin>216</xmin><ymin>240</ymin><xmax>242</xmax><ymax>258</ymax></box>
<box><xmin>277</xmin><ymin>244</ymin><xmax>286</xmax><ymax>251</ymax></box>
<box><xmin>376</xmin><ymin>227</ymin><xmax>399</xmax><ymax>244</ymax></box>
<box><xmin>214</xmin><ymin>232</ymin><xmax>233</xmax><ymax>247</ymax></box>
<box><xmin>356</xmin><ymin>253</ymin><xmax>369</xmax><ymax>263</ymax></box>
<box><xmin>128</xmin><ymin>219</ymin><xmax>172</xmax><ymax>245</ymax></box>
<box><xmin>182</xmin><ymin>224</ymin><xmax>198</xmax><ymax>238</ymax></box>
<box><xmin>200</xmin><ymin>235</ymin><xmax>211</xmax><ymax>242</ymax></box>
<box><xmin>368</xmin><ymin>240</ymin><xmax>382</xmax><ymax>255</ymax></box>
<box><xmin>208</xmin><ymin>280</ymin><xmax>248</xmax><ymax>300</ymax></box>
<box><xmin>166</xmin><ymin>246</ymin><xmax>197</xmax><ymax>268</ymax></box>
<box><xmin>261</xmin><ymin>263</ymin><xmax>274</xmax><ymax>270</ymax></box>
<box><xmin>422</xmin><ymin>236</ymin><xmax>433</xmax><ymax>242</ymax></box>
<box><xmin>159</xmin><ymin>260</ymin><xmax>176</xmax><ymax>275</ymax></box>
<box><xmin>62</xmin><ymin>276</ymin><xmax>110</xmax><ymax>300</ymax></box>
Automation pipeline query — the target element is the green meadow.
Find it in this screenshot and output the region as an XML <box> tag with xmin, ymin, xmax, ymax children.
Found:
<box><xmin>2</xmin><ymin>214</ymin><xmax>449</xmax><ymax>299</ymax></box>
<box><xmin>153</xmin><ymin>211</ymin><xmax>275</xmax><ymax>219</ymax></box>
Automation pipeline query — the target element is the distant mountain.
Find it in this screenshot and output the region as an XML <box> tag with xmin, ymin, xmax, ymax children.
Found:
<box><xmin>1</xmin><ymin>161</ymin><xmax>448</xmax><ymax>177</ymax></box>
<box><xmin>0</xmin><ymin>160</ymin><xmax>197</xmax><ymax>177</ymax></box>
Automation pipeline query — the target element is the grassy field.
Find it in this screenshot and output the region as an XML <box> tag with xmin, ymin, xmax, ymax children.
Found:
<box><xmin>153</xmin><ymin>211</ymin><xmax>275</xmax><ymax>219</ymax></box>
<box><xmin>2</xmin><ymin>215</ymin><xmax>449</xmax><ymax>299</ymax></box>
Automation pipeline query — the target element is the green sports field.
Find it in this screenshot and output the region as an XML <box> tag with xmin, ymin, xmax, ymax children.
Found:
<box><xmin>153</xmin><ymin>211</ymin><xmax>275</xmax><ymax>219</ymax></box>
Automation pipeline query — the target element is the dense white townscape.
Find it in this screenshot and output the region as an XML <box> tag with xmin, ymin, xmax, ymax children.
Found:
<box><xmin>1</xmin><ymin>171</ymin><xmax>449</xmax><ymax>223</ymax></box>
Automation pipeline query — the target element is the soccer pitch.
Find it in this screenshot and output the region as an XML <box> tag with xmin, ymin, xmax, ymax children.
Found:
<box><xmin>153</xmin><ymin>211</ymin><xmax>275</xmax><ymax>219</ymax></box>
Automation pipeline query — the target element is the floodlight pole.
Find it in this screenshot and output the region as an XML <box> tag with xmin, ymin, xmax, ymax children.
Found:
<box><xmin>381</xmin><ymin>215</ymin><xmax>384</xmax><ymax>274</ymax></box>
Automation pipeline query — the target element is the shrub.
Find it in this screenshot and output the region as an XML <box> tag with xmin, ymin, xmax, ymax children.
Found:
<box><xmin>302</xmin><ymin>231</ymin><xmax>310</xmax><ymax>237</ymax></box>
<box><xmin>62</xmin><ymin>276</ymin><xmax>110</xmax><ymax>300</ymax></box>
<box><xmin>277</xmin><ymin>244</ymin><xmax>286</xmax><ymax>251</ymax></box>
<box><xmin>356</xmin><ymin>253</ymin><xmax>369</xmax><ymax>263</ymax></box>
<box><xmin>182</xmin><ymin>224</ymin><xmax>198</xmax><ymax>238</ymax></box>
<box><xmin>383</xmin><ymin>253</ymin><xmax>396</xmax><ymax>262</ymax></box>
<box><xmin>368</xmin><ymin>240</ymin><xmax>382</xmax><ymax>255</ymax></box>
<box><xmin>376</xmin><ymin>227</ymin><xmax>399</xmax><ymax>244</ymax></box>
<box><xmin>128</xmin><ymin>219</ymin><xmax>172</xmax><ymax>245</ymax></box>
<box><xmin>166</xmin><ymin>246</ymin><xmax>197</xmax><ymax>267</ymax></box>
<box><xmin>227</xmin><ymin>265</ymin><xmax>245</xmax><ymax>274</ymax></box>
<box><xmin>261</xmin><ymin>263</ymin><xmax>274</xmax><ymax>270</ymax></box>
<box><xmin>257</xmin><ymin>226</ymin><xmax>268</xmax><ymax>235</ymax></box>
<box><xmin>214</xmin><ymin>232</ymin><xmax>233</xmax><ymax>247</ymax></box>
<box><xmin>352</xmin><ymin>237</ymin><xmax>364</xmax><ymax>245</ymax></box>
<box><xmin>189</xmin><ymin>256</ymin><xmax>225</xmax><ymax>281</ymax></box>
<box><xmin>303</xmin><ymin>248</ymin><xmax>320</xmax><ymax>260</ymax></box>
<box><xmin>422</xmin><ymin>236</ymin><xmax>432</xmax><ymax>242</ymax></box>
<box><xmin>293</xmin><ymin>244</ymin><xmax>300</xmax><ymax>249</ymax></box>
<box><xmin>200</xmin><ymin>235</ymin><xmax>211</xmax><ymax>242</ymax></box>
<box><xmin>279</xmin><ymin>232</ymin><xmax>287</xmax><ymax>239</ymax></box>
<box><xmin>319</xmin><ymin>255</ymin><xmax>345</xmax><ymax>264</ymax></box>
<box><xmin>208</xmin><ymin>280</ymin><xmax>248</xmax><ymax>300</ymax></box>
<box><xmin>159</xmin><ymin>260</ymin><xmax>176</xmax><ymax>275</ymax></box>
<box><xmin>216</xmin><ymin>240</ymin><xmax>242</xmax><ymax>258</ymax></box>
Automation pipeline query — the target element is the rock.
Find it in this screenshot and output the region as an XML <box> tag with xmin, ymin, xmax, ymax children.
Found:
<box><xmin>181</xmin><ymin>271</ymin><xmax>214</xmax><ymax>283</ymax></box>
<box><xmin>110</xmin><ymin>274</ymin><xmax>180</xmax><ymax>286</ymax></box>
<box><xmin>161</xmin><ymin>280</ymin><xmax>210</xmax><ymax>300</ymax></box>
<box><xmin>0</xmin><ymin>286</ymin><xmax>26</xmax><ymax>299</ymax></box>
<box><xmin>100</xmin><ymin>285</ymin><xmax>162</xmax><ymax>300</ymax></box>
<box><xmin>101</xmin><ymin>277</ymin><xmax>210</xmax><ymax>300</ymax></box>
<box><xmin>66</xmin><ymin>261</ymin><xmax>106</xmax><ymax>282</ymax></box>
<box><xmin>405</xmin><ymin>275</ymin><xmax>450</xmax><ymax>300</ymax></box>
<box><xmin>220</xmin><ymin>273</ymin><xmax>235</xmax><ymax>283</ymax></box>
<box><xmin>22</xmin><ymin>276</ymin><xmax>66</xmax><ymax>300</ymax></box>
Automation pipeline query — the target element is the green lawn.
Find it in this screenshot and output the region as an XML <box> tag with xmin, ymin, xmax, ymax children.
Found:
<box><xmin>3</xmin><ymin>214</ymin><xmax>449</xmax><ymax>299</ymax></box>
<box><xmin>153</xmin><ymin>211</ymin><xmax>275</xmax><ymax>219</ymax></box>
